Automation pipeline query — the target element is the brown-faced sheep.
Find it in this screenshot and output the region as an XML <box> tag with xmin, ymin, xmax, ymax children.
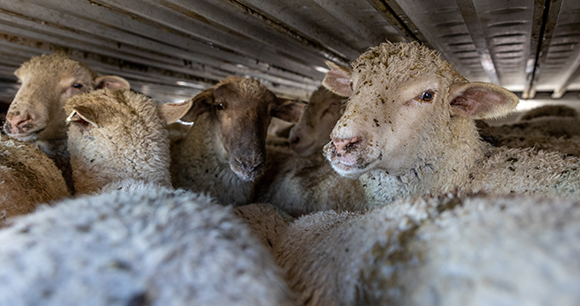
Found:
<box><xmin>170</xmin><ymin>76</ymin><xmax>304</xmax><ymax>206</ymax></box>
<box><xmin>289</xmin><ymin>86</ymin><xmax>346</xmax><ymax>157</ymax></box>
<box><xmin>3</xmin><ymin>52</ymin><xmax>130</xmax><ymax>192</ymax></box>
<box><xmin>0</xmin><ymin>135</ymin><xmax>69</xmax><ymax>220</ymax></box>
<box><xmin>65</xmin><ymin>89</ymin><xmax>191</xmax><ymax>195</ymax></box>
<box><xmin>322</xmin><ymin>42</ymin><xmax>580</xmax><ymax>207</ymax></box>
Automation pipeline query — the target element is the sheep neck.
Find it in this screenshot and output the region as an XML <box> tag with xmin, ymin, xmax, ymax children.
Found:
<box><xmin>360</xmin><ymin>118</ymin><xmax>485</xmax><ymax>207</ymax></box>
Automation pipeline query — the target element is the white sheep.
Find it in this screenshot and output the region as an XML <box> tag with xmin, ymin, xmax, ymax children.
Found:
<box><xmin>0</xmin><ymin>186</ymin><xmax>297</xmax><ymax>306</ymax></box>
<box><xmin>64</xmin><ymin>89</ymin><xmax>191</xmax><ymax>194</ymax></box>
<box><xmin>322</xmin><ymin>42</ymin><xmax>580</xmax><ymax>207</ymax></box>
<box><xmin>0</xmin><ymin>134</ymin><xmax>69</xmax><ymax>219</ymax></box>
<box><xmin>289</xmin><ymin>86</ymin><xmax>346</xmax><ymax>157</ymax></box>
<box><xmin>3</xmin><ymin>52</ymin><xmax>130</xmax><ymax>192</ymax></box>
<box><xmin>267</xmin><ymin>193</ymin><xmax>580</xmax><ymax>306</ymax></box>
<box><xmin>170</xmin><ymin>76</ymin><xmax>304</xmax><ymax>206</ymax></box>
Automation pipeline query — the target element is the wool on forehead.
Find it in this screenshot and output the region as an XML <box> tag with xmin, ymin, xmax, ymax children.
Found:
<box><xmin>351</xmin><ymin>42</ymin><xmax>465</xmax><ymax>83</ymax></box>
<box><xmin>16</xmin><ymin>52</ymin><xmax>97</xmax><ymax>79</ymax></box>
<box><xmin>217</xmin><ymin>75</ymin><xmax>270</xmax><ymax>97</ymax></box>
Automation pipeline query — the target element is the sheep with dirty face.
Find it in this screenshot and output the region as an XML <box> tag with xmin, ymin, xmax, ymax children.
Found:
<box><xmin>289</xmin><ymin>86</ymin><xmax>346</xmax><ymax>156</ymax></box>
<box><xmin>3</xmin><ymin>52</ymin><xmax>130</xmax><ymax>192</ymax></box>
<box><xmin>64</xmin><ymin>89</ymin><xmax>191</xmax><ymax>195</ymax></box>
<box><xmin>0</xmin><ymin>186</ymin><xmax>297</xmax><ymax>306</ymax></box>
<box><xmin>171</xmin><ymin>76</ymin><xmax>304</xmax><ymax>206</ymax></box>
<box><xmin>323</xmin><ymin>42</ymin><xmax>580</xmax><ymax>207</ymax></box>
<box><xmin>0</xmin><ymin>135</ymin><xmax>69</xmax><ymax>220</ymax></box>
<box><xmin>266</xmin><ymin>193</ymin><xmax>580</xmax><ymax>306</ymax></box>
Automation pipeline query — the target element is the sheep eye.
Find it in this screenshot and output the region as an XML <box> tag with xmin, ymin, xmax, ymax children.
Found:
<box><xmin>418</xmin><ymin>90</ymin><xmax>434</xmax><ymax>102</ymax></box>
<box><xmin>216</xmin><ymin>103</ymin><xmax>224</xmax><ymax>110</ymax></box>
<box><xmin>72</xmin><ymin>83</ymin><xmax>84</xmax><ymax>89</ymax></box>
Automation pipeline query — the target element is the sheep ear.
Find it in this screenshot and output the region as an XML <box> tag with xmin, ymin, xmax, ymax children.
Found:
<box><xmin>322</xmin><ymin>61</ymin><xmax>352</xmax><ymax>97</ymax></box>
<box><xmin>94</xmin><ymin>75</ymin><xmax>131</xmax><ymax>90</ymax></box>
<box><xmin>179</xmin><ymin>88</ymin><xmax>214</xmax><ymax>122</ymax></box>
<box><xmin>66</xmin><ymin>106</ymin><xmax>99</xmax><ymax>129</ymax></box>
<box><xmin>448</xmin><ymin>82</ymin><xmax>519</xmax><ymax>119</ymax></box>
<box><xmin>157</xmin><ymin>100</ymin><xmax>193</xmax><ymax>125</ymax></box>
<box><xmin>271</xmin><ymin>99</ymin><xmax>307</xmax><ymax>122</ymax></box>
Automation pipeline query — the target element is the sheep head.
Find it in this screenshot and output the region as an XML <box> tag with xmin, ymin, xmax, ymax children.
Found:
<box><xmin>181</xmin><ymin>76</ymin><xmax>304</xmax><ymax>182</ymax></box>
<box><xmin>289</xmin><ymin>86</ymin><xmax>345</xmax><ymax>156</ymax></box>
<box><xmin>65</xmin><ymin>89</ymin><xmax>190</xmax><ymax>194</ymax></box>
<box><xmin>3</xmin><ymin>52</ymin><xmax>129</xmax><ymax>144</ymax></box>
<box><xmin>322</xmin><ymin>42</ymin><xmax>518</xmax><ymax>179</ymax></box>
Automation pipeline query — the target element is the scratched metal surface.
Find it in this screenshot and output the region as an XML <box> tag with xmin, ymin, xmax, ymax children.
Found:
<box><xmin>0</xmin><ymin>0</ymin><xmax>578</xmax><ymax>104</ymax></box>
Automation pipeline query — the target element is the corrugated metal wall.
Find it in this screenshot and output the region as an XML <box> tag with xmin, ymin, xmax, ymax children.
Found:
<box><xmin>0</xmin><ymin>0</ymin><xmax>579</xmax><ymax>104</ymax></box>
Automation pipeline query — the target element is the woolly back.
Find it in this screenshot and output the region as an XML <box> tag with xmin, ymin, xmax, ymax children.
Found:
<box><xmin>65</xmin><ymin>89</ymin><xmax>171</xmax><ymax>194</ymax></box>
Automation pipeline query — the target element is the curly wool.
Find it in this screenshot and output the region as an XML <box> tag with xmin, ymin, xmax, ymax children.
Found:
<box><xmin>0</xmin><ymin>186</ymin><xmax>296</xmax><ymax>306</ymax></box>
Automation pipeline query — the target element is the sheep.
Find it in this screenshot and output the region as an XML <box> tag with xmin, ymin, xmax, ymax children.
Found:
<box><xmin>0</xmin><ymin>186</ymin><xmax>297</xmax><ymax>306</ymax></box>
<box><xmin>233</xmin><ymin>203</ymin><xmax>294</xmax><ymax>252</ymax></box>
<box><xmin>3</xmin><ymin>52</ymin><xmax>130</xmax><ymax>192</ymax></box>
<box><xmin>518</xmin><ymin>104</ymin><xmax>578</xmax><ymax>121</ymax></box>
<box><xmin>170</xmin><ymin>76</ymin><xmax>304</xmax><ymax>206</ymax></box>
<box><xmin>269</xmin><ymin>193</ymin><xmax>580</xmax><ymax>306</ymax></box>
<box><xmin>289</xmin><ymin>86</ymin><xmax>346</xmax><ymax>157</ymax></box>
<box><xmin>0</xmin><ymin>134</ymin><xmax>69</xmax><ymax>220</ymax></box>
<box><xmin>255</xmin><ymin>146</ymin><xmax>368</xmax><ymax>216</ymax></box>
<box><xmin>322</xmin><ymin>42</ymin><xmax>580</xmax><ymax>207</ymax></box>
<box><xmin>64</xmin><ymin>89</ymin><xmax>191</xmax><ymax>194</ymax></box>
<box><xmin>488</xmin><ymin>116</ymin><xmax>580</xmax><ymax>156</ymax></box>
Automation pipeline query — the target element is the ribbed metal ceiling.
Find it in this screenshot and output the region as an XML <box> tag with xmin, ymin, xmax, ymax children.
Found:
<box><xmin>0</xmin><ymin>0</ymin><xmax>578</xmax><ymax>104</ymax></box>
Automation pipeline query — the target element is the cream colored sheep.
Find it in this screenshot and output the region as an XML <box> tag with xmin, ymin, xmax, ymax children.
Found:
<box><xmin>268</xmin><ymin>193</ymin><xmax>580</xmax><ymax>306</ymax></box>
<box><xmin>0</xmin><ymin>134</ymin><xmax>69</xmax><ymax>220</ymax></box>
<box><xmin>323</xmin><ymin>42</ymin><xmax>580</xmax><ymax>207</ymax></box>
<box><xmin>0</xmin><ymin>186</ymin><xmax>297</xmax><ymax>306</ymax></box>
<box><xmin>3</xmin><ymin>52</ymin><xmax>130</xmax><ymax>192</ymax></box>
<box><xmin>289</xmin><ymin>86</ymin><xmax>346</xmax><ymax>157</ymax></box>
<box><xmin>65</xmin><ymin>89</ymin><xmax>191</xmax><ymax>194</ymax></box>
<box><xmin>171</xmin><ymin>76</ymin><xmax>304</xmax><ymax>206</ymax></box>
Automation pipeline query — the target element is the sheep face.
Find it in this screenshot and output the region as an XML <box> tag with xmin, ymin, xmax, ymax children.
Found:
<box><xmin>322</xmin><ymin>42</ymin><xmax>518</xmax><ymax>179</ymax></box>
<box><xmin>3</xmin><ymin>53</ymin><xmax>95</xmax><ymax>142</ymax></box>
<box><xmin>289</xmin><ymin>86</ymin><xmax>345</xmax><ymax>156</ymax></box>
<box><xmin>182</xmin><ymin>76</ymin><xmax>304</xmax><ymax>182</ymax></box>
<box><xmin>3</xmin><ymin>53</ymin><xmax>129</xmax><ymax>144</ymax></box>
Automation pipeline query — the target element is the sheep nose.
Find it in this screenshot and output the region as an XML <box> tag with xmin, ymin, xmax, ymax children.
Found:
<box><xmin>5</xmin><ymin>112</ymin><xmax>34</xmax><ymax>134</ymax></box>
<box><xmin>332</xmin><ymin>136</ymin><xmax>363</xmax><ymax>157</ymax></box>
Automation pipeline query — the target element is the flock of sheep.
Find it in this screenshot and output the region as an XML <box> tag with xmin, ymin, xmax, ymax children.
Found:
<box><xmin>0</xmin><ymin>42</ymin><xmax>579</xmax><ymax>305</ymax></box>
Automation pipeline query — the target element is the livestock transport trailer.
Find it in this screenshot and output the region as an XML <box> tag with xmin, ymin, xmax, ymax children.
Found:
<box><xmin>0</xmin><ymin>0</ymin><xmax>579</xmax><ymax>305</ymax></box>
